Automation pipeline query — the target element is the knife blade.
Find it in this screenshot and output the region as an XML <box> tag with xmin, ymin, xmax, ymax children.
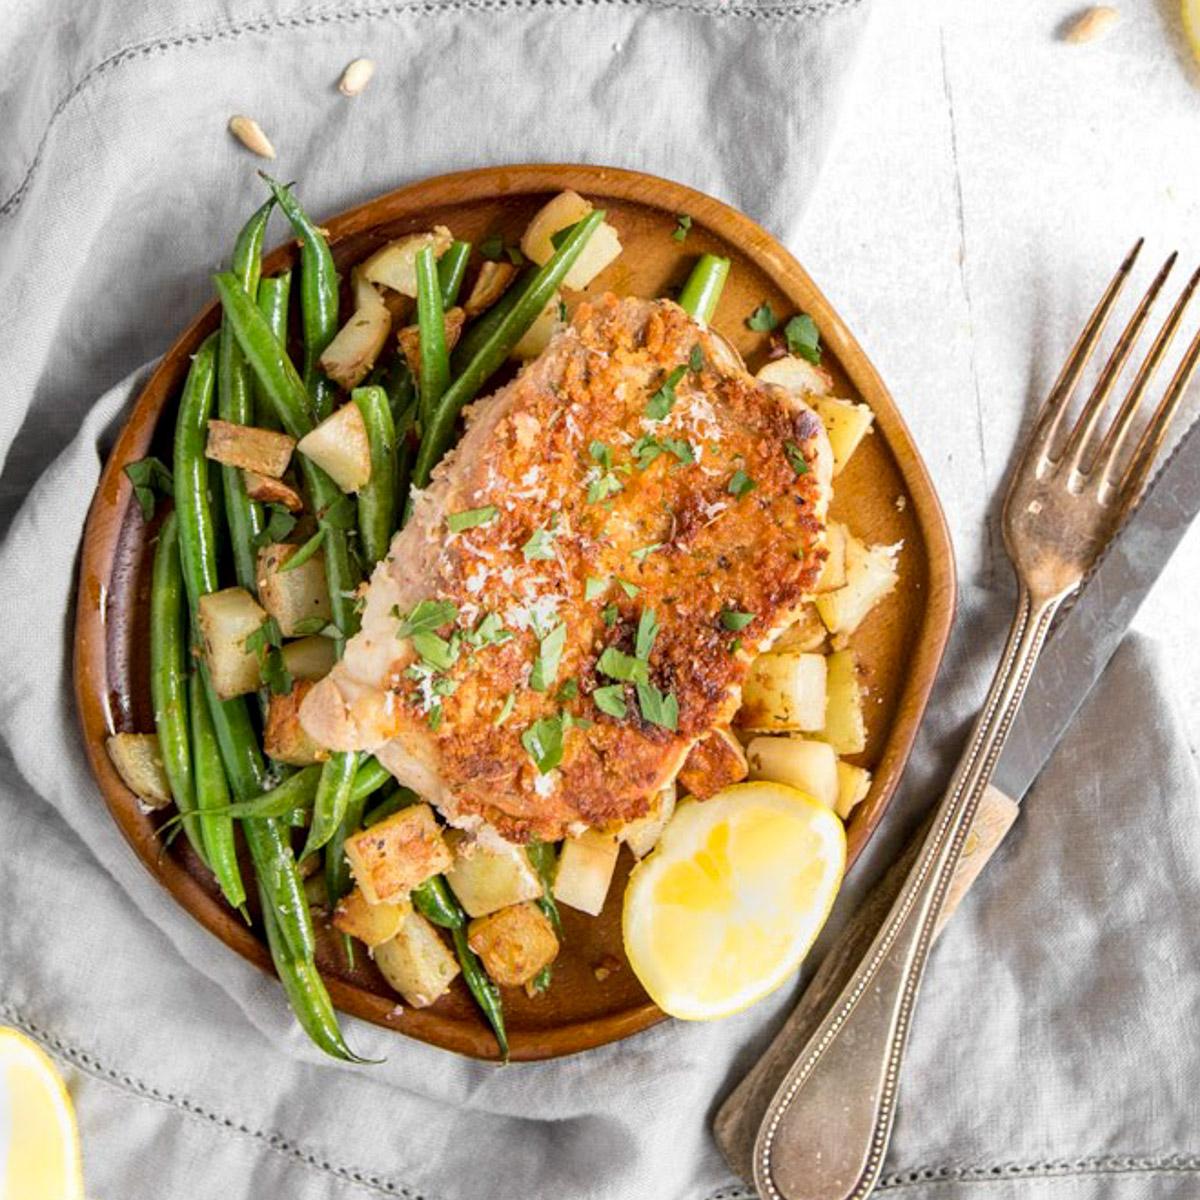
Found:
<box><xmin>714</xmin><ymin>413</ymin><xmax>1200</xmax><ymax>1184</ymax></box>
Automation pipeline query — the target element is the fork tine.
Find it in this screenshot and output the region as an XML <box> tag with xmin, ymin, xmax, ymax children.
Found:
<box><xmin>1116</xmin><ymin>317</ymin><xmax>1200</xmax><ymax>506</ymax></box>
<box><xmin>1063</xmin><ymin>252</ymin><xmax>1177</xmax><ymax>475</ymax></box>
<box><xmin>1021</xmin><ymin>238</ymin><xmax>1143</xmax><ymax>470</ymax></box>
<box><xmin>1096</xmin><ymin>263</ymin><xmax>1200</xmax><ymax>492</ymax></box>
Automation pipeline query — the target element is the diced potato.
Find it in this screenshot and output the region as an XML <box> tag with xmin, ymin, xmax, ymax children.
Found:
<box><xmin>360</xmin><ymin>226</ymin><xmax>453</xmax><ymax>297</ymax></box>
<box><xmin>553</xmin><ymin>828</ymin><xmax>619</xmax><ymax>916</ymax></box>
<box><xmin>520</xmin><ymin>191</ymin><xmax>593</xmax><ymax>263</ymax></box>
<box><xmin>815</xmin><ymin>522</ymin><xmax>848</xmax><ymax>593</ymax></box>
<box><xmin>205</xmin><ymin>420</ymin><xmax>295</xmax><ymax>478</ymax></box>
<box><xmin>467</xmin><ymin>902</ymin><xmax>559</xmax><ymax>988</ymax></box>
<box><xmin>318</xmin><ymin>270</ymin><xmax>392</xmax><ymax>389</ymax></box>
<box><xmin>772</xmin><ymin>605</ymin><xmax>827</xmax><ymax>653</ymax></box>
<box><xmin>818</xmin><ymin>649</ymin><xmax>867</xmax><ymax>755</ymax></box>
<box><xmin>620</xmin><ymin>782</ymin><xmax>677</xmax><ymax>859</ymax></box>
<box><xmin>344</xmin><ymin>803</ymin><xmax>453</xmax><ymax>905</ymax></box>
<box><xmin>677</xmin><ymin>727</ymin><xmax>748</xmax><ymax>799</ymax></box>
<box><xmin>242</xmin><ymin>470</ymin><xmax>303</xmax><ymax>512</ymax></box>
<box><xmin>281</xmin><ymin>634</ymin><xmax>337</xmax><ymax>681</ymax></box>
<box><xmin>464</xmin><ymin>260</ymin><xmax>517</xmax><ymax>316</ymax></box>
<box><xmin>756</xmin><ymin>355</ymin><xmax>834</xmax><ymax>397</ymax></box>
<box><xmin>373</xmin><ymin>911</ymin><xmax>460</xmax><ymax>1007</ymax></box>
<box><xmin>105</xmin><ymin>733</ymin><xmax>172</xmax><ymax>808</ymax></box>
<box><xmin>333</xmin><ymin>887</ymin><xmax>409</xmax><ymax>948</ymax></box>
<box><xmin>813</xmin><ymin>396</ymin><xmax>875</xmax><ymax>474</ymax></box>
<box><xmin>397</xmin><ymin>307</ymin><xmax>466</xmax><ymax>378</ymax></box>
<box><xmin>836</xmin><ymin>761</ymin><xmax>872</xmax><ymax>820</ymax></box>
<box><xmin>296</xmin><ymin>402</ymin><xmax>372</xmax><ymax>493</ymax></box>
<box><xmin>264</xmin><ymin>680</ymin><xmax>328</xmax><ymax>766</ymax></box>
<box><xmin>746</xmin><ymin>736</ymin><xmax>839</xmax><ymax>809</ymax></box>
<box><xmin>256</xmin><ymin>543</ymin><xmax>332</xmax><ymax>637</ymax></box>
<box><xmin>510</xmin><ymin>293</ymin><xmax>562</xmax><ymax>360</ymax></box>
<box><xmin>737</xmin><ymin>651</ymin><xmax>827</xmax><ymax>733</ymax></box>
<box><xmin>561</xmin><ymin>222</ymin><xmax>622</xmax><ymax>291</ymax></box>
<box><xmin>814</xmin><ymin>536</ymin><xmax>899</xmax><ymax>637</ymax></box>
<box><xmin>197</xmin><ymin>587</ymin><xmax>266</xmax><ymax>699</ymax></box>
<box><xmin>443</xmin><ymin>830</ymin><xmax>542</xmax><ymax>918</ymax></box>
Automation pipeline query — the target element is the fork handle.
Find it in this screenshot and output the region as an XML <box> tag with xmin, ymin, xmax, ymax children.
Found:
<box><xmin>752</xmin><ymin>585</ymin><xmax>1062</xmax><ymax>1200</ymax></box>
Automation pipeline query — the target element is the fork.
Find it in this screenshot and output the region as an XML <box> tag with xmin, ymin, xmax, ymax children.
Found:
<box><xmin>749</xmin><ymin>241</ymin><xmax>1200</xmax><ymax>1200</ymax></box>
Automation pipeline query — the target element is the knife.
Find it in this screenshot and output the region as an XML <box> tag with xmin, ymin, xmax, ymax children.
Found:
<box><xmin>714</xmin><ymin>412</ymin><xmax>1200</xmax><ymax>1184</ymax></box>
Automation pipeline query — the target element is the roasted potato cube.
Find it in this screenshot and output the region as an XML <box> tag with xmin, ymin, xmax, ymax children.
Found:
<box><xmin>397</xmin><ymin>307</ymin><xmax>465</xmax><ymax>378</ymax></box>
<box><xmin>814</xmin><ymin>535</ymin><xmax>899</xmax><ymax>638</ymax></box>
<box><xmin>256</xmin><ymin>543</ymin><xmax>332</xmax><ymax>637</ymax></box>
<box><xmin>105</xmin><ymin>733</ymin><xmax>172</xmax><ymax>808</ymax></box>
<box><xmin>464</xmin><ymin>260</ymin><xmax>517</xmax><ymax>316</ymax></box>
<box><xmin>772</xmin><ymin>605</ymin><xmax>827</xmax><ymax>653</ymax></box>
<box><xmin>242</xmin><ymin>470</ymin><xmax>304</xmax><ymax>511</ymax></box>
<box><xmin>746</xmin><ymin>736</ymin><xmax>839</xmax><ymax>809</ymax></box>
<box><xmin>677</xmin><ymin>727</ymin><xmax>748</xmax><ymax>799</ymax></box>
<box><xmin>737</xmin><ymin>650</ymin><xmax>827</xmax><ymax>733</ymax></box>
<box><xmin>319</xmin><ymin>270</ymin><xmax>392</xmax><ymax>390</ymax></box>
<box><xmin>467</xmin><ymin>902</ymin><xmax>559</xmax><ymax>988</ymax></box>
<box><xmin>619</xmin><ymin>782</ymin><xmax>676</xmax><ymax>859</ymax></box>
<box><xmin>818</xmin><ymin>650</ymin><xmax>867</xmax><ymax>755</ymax></box>
<box><xmin>443</xmin><ymin>830</ymin><xmax>542</xmax><ymax>918</ymax></box>
<box><xmin>264</xmin><ymin>680</ymin><xmax>328</xmax><ymax>766</ymax></box>
<box><xmin>510</xmin><ymin>293</ymin><xmax>562</xmax><ymax>360</ymax></box>
<box><xmin>344</xmin><ymin>802</ymin><xmax>453</xmax><ymax>905</ymax></box>
<box><xmin>813</xmin><ymin>396</ymin><xmax>875</xmax><ymax>475</ymax></box>
<box><xmin>815</xmin><ymin>522</ymin><xmax>848</xmax><ymax>593</ymax></box>
<box><xmin>204</xmin><ymin>420</ymin><xmax>295</xmax><ymax>478</ymax></box>
<box><xmin>756</xmin><ymin>355</ymin><xmax>834</xmax><ymax>397</ymax></box>
<box><xmin>836</xmin><ymin>761</ymin><xmax>872</xmax><ymax>820</ymax></box>
<box><xmin>361</xmin><ymin>227</ymin><xmax>453</xmax><ymax>297</ymax></box>
<box><xmin>296</xmin><ymin>402</ymin><xmax>372</xmax><ymax>493</ymax></box>
<box><xmin>197</xmin><ymin>587</ymin><xmax>266</xmax><ymax>699</ymax></box>
<box><xmin>553</xmin><ymin>829</ymin><xmax>619</xmax><ymax>916</ymax></box>
<box><xmin>373</xmin><ymin>912</ymin><xmax>460</xmax><ymax>1007</ymax></box>
<box><xmin>281</xmin><ymin>634</ymin><xmax>337</xmax><ymax>681</ymax></box>
<box><xmin>520</xmin><ymin>191</ymin><xmax>621</xmax><ymax>290</ymax></box>
<box><xmin>333</xmin><ymin>887</ymin><xmax>409</xmax><ymax>948</ymax></box>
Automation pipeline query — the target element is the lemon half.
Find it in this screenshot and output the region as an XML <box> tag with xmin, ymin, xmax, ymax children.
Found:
<box><xmin>1186</xmin><ymin>0</ymin><xmax>1200</xmax><ymax>67</ymax></box>
<box><xmin>0</xmin><ymin>1028</ymin><xmax>84</xmax><ymax>1200</ymax></box>
<box><xmin>623</xmin><ymin>782</ymin><xmax>846</xmax><ymax>1020</ymax></box>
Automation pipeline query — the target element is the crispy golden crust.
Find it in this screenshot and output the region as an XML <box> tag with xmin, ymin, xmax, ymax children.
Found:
<box><xmin>302</xmin><ymin>295</ymin><xmax>830</xmax><ymax>842</ymax></box>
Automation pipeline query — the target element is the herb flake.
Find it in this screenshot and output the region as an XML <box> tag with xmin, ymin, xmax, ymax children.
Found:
<box><xmin>447</xmin><ymin>505</ymin><xmax>498</xmax><ymax>533</ymax></box>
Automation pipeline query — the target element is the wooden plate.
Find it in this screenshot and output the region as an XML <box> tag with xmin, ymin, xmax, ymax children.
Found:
<box><xmin>74</xmin><ymin>164</ymin><xmax>955</xmax><ymax>1062</ymax></box>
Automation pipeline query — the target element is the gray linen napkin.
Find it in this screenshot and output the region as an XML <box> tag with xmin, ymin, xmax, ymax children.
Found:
<box><xmin>3</xmin><ymin>2</ymin><xmax>1200</xmax><ymax>1198</ymax></box>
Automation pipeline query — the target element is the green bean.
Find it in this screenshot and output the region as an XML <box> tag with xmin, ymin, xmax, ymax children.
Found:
<box><xmin>411</xmin><ymin>875</ymin><xmax>464</xmax><ymax>929</ymax></box>
<box><xmin>412</xmin><ymin>210</ymin><xmax>605</xmax><ymax>488</ymax></box>
<box><xmin>217</xmin><ymin>199</ymin><xmax>274</xmax><ymax>592</ymax></box>
<box><xmin>451</xmin><ymin>267</ymin><xmax>535</xmax><ymax>372</ymax></box>
<box><xmin>677</xmin><ymin>253</ymin><xmax>730</xmax><ymax>325</ymax></box>
<box><xmin>352</xmin><ymin>386</ymin><xmax>396</xmax><ymax>568</ymax></box>
<box><xmin>415</xmin><ymin>246</ymin><xmax>450</xmax><ymax>433</ymax></box>
<box><xmin>349</xmin><ymin>756</ymin><xmax>393</xmax><ymax>804</ymax></box>
<box><xmin>362</xmin><ymin>786</ymin><xmax>417</xmax><ymax>828</ymax></box>
<box><xmin>437</xmin><ymin>240</ymin><xmax>472</xmax><ymax>308</ymax></box>
<box><xmin>324</xmin><ymin>785</ymin><xmax>370</xmax><ymax>968</ymax></box>
<box><xmin>526</xmin><ymin>839</ymin><xmax>563</xmax><ymax>937</ymax></box>
<box><xmin>173</xmin><ymin>334</ymin><xmax>222</xmax><ymax>603</ymax></box>
<box><xmin>452</xmin><ymin>927</ymin><xmax>508</xmax><ymax>1060</ymax></box>
<box><xmin>188</xmin><ymin>669</ymin><xmax>245</xmax><ymax>909</ymax></box>
<box><xmin>254</xmin><ymin>270</ymin><xmax>292</xmax><ymax>430</ymax></box>
<box><xmin>258</xmin><ymin>879</ymin><xmax>375</xmax><ymax>1063</ymax></box>
<box><xmin>262</xmin><ymin>175</ymin><xmax>339</xmax><ymax>420</ymax></box>
<box><xmin>302</xmin><ymin>749</ymin><xmax>358</xmax><ymax>859</ymax></box>
<box><xmin>148</xmin><ymin>512</ymin><xmax>204</xmax><ymax>863</ymax></box>
<box><xmin>157</xmin><ymin>763</ymin><xmax>321</xmax><ymax>828</ymax></box>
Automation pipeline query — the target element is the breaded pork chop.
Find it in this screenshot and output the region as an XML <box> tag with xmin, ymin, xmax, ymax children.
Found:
<box><xmin>301</xmin><ymin>295</ymin><xmax>833</xmax><ymax>842</ymax></box>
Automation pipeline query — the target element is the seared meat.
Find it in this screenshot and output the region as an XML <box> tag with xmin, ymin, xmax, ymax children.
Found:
<box><xmin>301</xmin><ymin>295</ymin><xmax>832</xmax><ymax>842</ymax></box>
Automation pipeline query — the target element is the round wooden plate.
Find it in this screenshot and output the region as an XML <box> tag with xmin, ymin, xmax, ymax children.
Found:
<box><xmin>74</xmin><ymin>164</ymin><xmax>955</xmax><ymax>1062</ymax></box>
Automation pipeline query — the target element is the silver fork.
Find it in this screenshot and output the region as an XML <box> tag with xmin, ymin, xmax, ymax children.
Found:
<box><xmin>750</xmin><ymin>242</ymin><xmax>1200</xmax><ymax>1200</ymax></box>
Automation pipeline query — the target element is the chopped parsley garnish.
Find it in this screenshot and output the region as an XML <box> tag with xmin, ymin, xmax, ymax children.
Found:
<box><xmin>246</xmin><ymin>617</ymin><xmax>292</xmax><ymax>696</ymax></box>
<box><xmin>728</xmin><ymin>470</ymin><xmax>756</xmax><ymax>498</ymax></box>
<box><xmin>395</xmin><ymin>598</ymin><xmax>459</xmax><ymax>638</ymax></box>
<box><xmin>278</xmin><ymin>528</ymin><xmax>326</xmax><ymax>573</ymax></box>
<box><xmin>255</xmin><ymin>503</ymin><xmax>297</xmax><ymax>548</ymax></box>
<box><xmin>720</xmin><ymin>609</ymin><xmax>755</xmax><ymax>631</ymax></box>
<box><xmin>672</xmin><ymin>213</ymin><xmax>693</xmax><ymax>243</ymax></box>
<box><xmin>585</xmin><ymin>576</ymin><xmax>608</xmax><ymax>601</ymax></box>
<box><xmin>466</xmin><ymin>611</ymin><xmax>512</xmax><ymax>648</ymax></box>
<box><xmin>688</xmin><ymin>343</ymin><xmax>705</xmax><ymax>373</ymax></box>
<box><xmin>729</xmin><ymin>638</ymin><xmax>742</xmax><ymax>654</ymax></box>
<box><xmin>522</xmin><ymin>714</ymin><xmax>566</xmax><ymax>774</ymax></box>
<box><xmin>633</xmin><ymin>435</ymin><xmax>664</xmax><ymax>470</ymax></box>
<box><xmin>124</xmin><ymin>457</ymin><xmax>174</xmax><ymax>522</ymax></box>
<box><xmin>783</xmin><ymin>313</ymin><xmax>821</xmax><ymax>364</ymax></box>
<box><xmin>479</xmin><ymin>233</ymin><xmax>504</xmax><ymax>260</ymax></box>
<box><xmin>587</xmin><ymin>472</ymin><xmax>623</xmax><ymax>504</ymax></box>
<box><xmin>602</xmin><ymin>602</ymin><xmax>619</xmax><ymax>627</ymax></box>
<box><xmin>634</xmin><ymin>608</ymin><xmax>660</xmax><ymax>659</ymax></box>
<box><xmin>291</xmin><ymin>615</ymin><xmax>329</xmax><ymax>637</ymax></box>
<box><xmin>494</xmin><ymin>691</ymin><xmax>516</xmax><ymax>726</ymax></box>
<box><xmin>636</xmin><ymin>682</ymin><xmax>679</xmax><ymax>731</ymax></box>
<box><xmin>593</xmin><ymin>685</ymin><xmax>628</xmax><ymax>718</ymax></box>
<box><xmin>746</xmin><ymin>302</ymin><xmax>779</xmax><ymax>332</ymax></box>
<box><xmin>660</xmin><ymin>436</ymin><xmax>695</xmax><ymax>466</ymax></box>
<box><xmin>785</xmin><ymin>441</ymin><xmax>810</xmax><ymax>476</ymax></box>
<box><xmin>321</xmin><ymin>494</ymin><xmax>357</xmax><ymax>530</ymax></box>
<box><xmin>632</xmin><ymin>542</ymin><xmax>663</xmax><ymax>563</ymax></box>
<box><xmin>596</xmin><ymin>646</ymin><xmax>650</xmax><ymax>683</ymax></box>
<box><xmin>617</xmin><ymin>578</ymin><xmax>640</xmax><ymax>598</ymax></box>
<box><xmin>522</xmin><ymin>525</ymin><xmax>558</xmax><ymax>561</ymax></box>
<box><xmin>428</xmin><ymin>704</ymin><xmax>444</xmax><ymax>731</ymax></box>
<box><xmin>447</xmin><ymin>505</ymin><xmax>498</xmax><ymax>533</ymax></box>
<box><xmin>506</xmin><ymin>245</ymin><xmax>526</xmax><ymax>266</ymax></box>
<box><xmin>645</xmin><ymin>364</ymin><xmax>687</xmax><ymax>420</ymax></box>
<box><xmin>557</xmin><ymin>678</ymin><xmax>579</xmax><ymax>701</ymax></box>
<box><xmin>529</xmin><ymin>622</ymin><xmax>567</xmax><ymax>692</ymax></box>
<box><xmin>411</xmin><ymin>630</ymin><xmax>457</xmax><ymax>671</ymax></box>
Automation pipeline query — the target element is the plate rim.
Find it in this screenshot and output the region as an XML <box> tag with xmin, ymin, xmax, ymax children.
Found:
<box><xmin>73</xmin><ymin>162</ymin><xmax>957</xmax><ymax>1062</ymax></box>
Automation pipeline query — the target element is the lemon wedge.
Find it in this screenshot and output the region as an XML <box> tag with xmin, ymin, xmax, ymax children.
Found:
<box><xmin>1185</xmin><ymin>0</ymin><xmax>1200</xmax><ymax>66</ymax></box>
<box><xmin>623</xmin><ymin>781</ymin><xmax>846</xmax><ymax>1020</ymax></box>
<box><xmin>0</xmin><ymin>1028</ymin><xmax>84</xmax><ymax>1200</ymax></box>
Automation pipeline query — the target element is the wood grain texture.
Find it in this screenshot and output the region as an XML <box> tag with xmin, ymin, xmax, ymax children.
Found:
<box><xmin>72</xmin><ymin>163</ymin><xmax>956</xmax><ymax>1062</ymax></box>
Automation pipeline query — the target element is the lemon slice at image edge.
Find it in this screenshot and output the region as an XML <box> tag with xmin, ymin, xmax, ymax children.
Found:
<box><xmin>623</xmin><ymin>781</ymin><xmax>846</xmax><ymax>1021</ymax></box>
<box><xmin>0</xmin><ymin>1028</ymin><xmax>84</xmax><ymax>1200</ymax></box>
<box><xmin>1185</xmin><ymin>0</ymin><xmax>1200</xmax><ymax>65</ymax></box>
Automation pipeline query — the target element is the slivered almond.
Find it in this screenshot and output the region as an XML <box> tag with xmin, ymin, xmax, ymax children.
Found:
<box><xmin>338</xmin><ymin>58</ymin><xmax>376</xmax><ymax>96</ymax></box>
<box><xmin>1063</xmin><ymin>6</ymin><xmax>1119</xmax><ymax>42</ymax></box>
<box><xmin>228</xmin><ymin>115</ymin><xmax>276</xmax><ymax>159</ymax></box>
